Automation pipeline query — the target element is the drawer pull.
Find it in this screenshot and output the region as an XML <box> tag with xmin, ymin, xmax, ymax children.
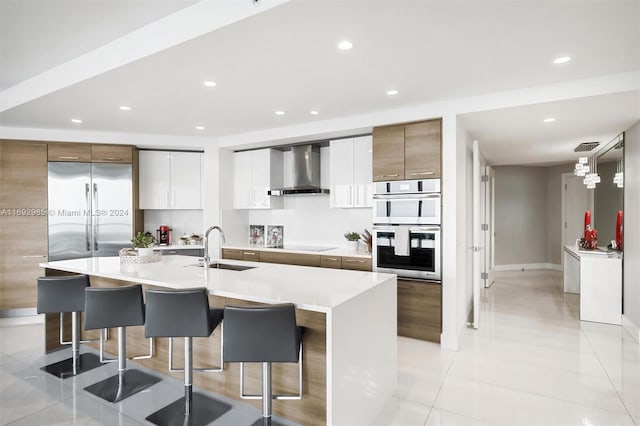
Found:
<box><xmin>324</xmin><ymin>257</ymin><xmax>339</xmax><ymax>261</ymax></box>
<box><xmin>103</xmin><ymin>157</ymin><xmax>123</xmax><ymax>161</ymax></box>
<box><xmin>409</xmin><ymin>171</ymin><xmax>434</xmax><ymax>176</ymax></box>
<box><xmin>243</xmin><ymin>252</ymin><xmax>257</xmax><ymax>256</ymax></box>
<box><xmin>22</xmin><ymin>255</ymin><xmax>47</xmax><ymax>258</ymax></box>
<box><xmin>375</xmin><ymin>174</ymin><xmax>399</xmax><ymax>178</ymax></box>
<box><xmin>58</xmin><ymin>156</ymin><xmax>80</xmax><ymax>160</ymax></box>
<box><xmin>345</xmin><ymin>259</ymin><xmax>366</xmax><ymax>263</ymax></box>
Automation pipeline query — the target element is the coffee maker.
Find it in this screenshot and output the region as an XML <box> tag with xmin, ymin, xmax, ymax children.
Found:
<box><xmin>156</xmin><ymin>225</ymin><xmax>172</xmax><ymax>246</ymax></box>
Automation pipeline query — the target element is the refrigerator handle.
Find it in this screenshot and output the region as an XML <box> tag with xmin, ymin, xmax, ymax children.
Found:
<box><xmin>93</xmin><ymin>183</ymin><xmax>98</xmax><ymax>251</ymax></box>
<box><xmin>85</xmin><ymin>183</ymin><xmax>91</xmax><ymax>251</ymax></box>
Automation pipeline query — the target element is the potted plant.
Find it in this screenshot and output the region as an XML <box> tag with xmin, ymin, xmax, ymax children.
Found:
<box><xmin>344</xmin><ymin>231</ymin><xmax>360</xmax><ymax>251</ymax></box>
<box><xmin>131</xmin><ymin>232</ymin><xmax>155</xmax><ymax>257</ymax></box>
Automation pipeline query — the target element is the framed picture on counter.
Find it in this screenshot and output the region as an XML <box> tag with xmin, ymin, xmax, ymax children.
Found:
<box><xmin>249</xmin><ymin>225</ymin><xmax>265</xmax><ymax>245</ymax></box>
<box><xmin>266</xmin><ymin>225</ymin><xmax>284</xmax><ymax>248</ymax></box>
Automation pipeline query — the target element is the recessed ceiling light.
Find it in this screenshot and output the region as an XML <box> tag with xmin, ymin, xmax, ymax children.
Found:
<box><xmin>71</xmin><ymin>118</ymin><xmax>82</xmax><ymax>124</ymax></box>
<box><xmin>119</xmin><ymin>106</ymin><xmax>131</xmax><ymax>111</ymax></box>
<box><xmin>195</xmin><ymin>126</ymin><xmax>205</xmax><ymax>130</ymax></box>
<box><xmin>310</xmin><ymin>110</ymin><xmax>319</xmax><ymax>115</ymax></box>
<box><xmin>203</xmin><ymin>81</ymin><xmax>217</xmax><ymax>87</ymax></box>
<box><xmin>337</xmin><ymin>40</ymin><xmax>353</xmax><ymax>50</ymax></box>
<box><xmin>386</xmin><ymin>89</ymin><xmax>399</xmax><ymax>96</ymax></box>
<box><xmin>553</xmin><ymin>56</ymin><xmax>571</xmax><ymax>64</ymax></box>
<box><xmin>275</xmin><ymin>110</ymin><xmax>285</xmax><ymax>116</ymax></box>
<box><xmin>543</xmin><ymin>117</ymin><xmax>556</xmax><ymax>123</ymax></box>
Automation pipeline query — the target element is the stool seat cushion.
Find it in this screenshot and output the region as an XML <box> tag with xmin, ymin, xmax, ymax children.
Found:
<box><xmin>223</xmin><ymin>303</ymin><xmax>304</xmax><ymax>363</ymax></box>
<box><xmin>145</xmin><ymin>288</ymin><xmax>222</xmax><ymax>338</ymax></box>
<box><xmin>84</xmin><ymin>285</ymin><xmax>145</xmax><ymax>330</ymax></box>
<box><xmin>37</xmin><ymin>275</ymin><xmax>90</xmax><ymax>314</ymax></box>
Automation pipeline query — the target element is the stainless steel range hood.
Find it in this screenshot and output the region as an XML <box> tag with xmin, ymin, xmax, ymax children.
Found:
<box><xmin>268</xmin><ymin>145</ymin><xmax>329</xmax><ymax>196</ymax></box>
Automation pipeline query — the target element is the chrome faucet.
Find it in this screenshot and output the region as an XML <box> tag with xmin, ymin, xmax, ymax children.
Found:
<box><xmin>204</xmin><ymin>225</ymin><xmax>226</xmax><ymax>268</ymax></box>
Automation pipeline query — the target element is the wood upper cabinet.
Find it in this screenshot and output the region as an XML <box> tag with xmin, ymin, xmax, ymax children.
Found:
<box><xmin>372</xmin><ymin>118</ymin><xmax>442</xmax><ymax>181</ymax></box>
<box><xmin>48</xmin><ymin>143</ymin><xmax>92</xmax><ymax>162</ymax></box>
<box><xmin>372</xmin><ymin>124</ymin><xmax>405</xmax><ymax>181</ymax></box>
<box><xmin>91</xmin><ymin>144</ymin><xmax>133</xmax><ymax>163</ymax></box>
<box><xmin>0</xmin><ymin>140</ymin><xmax>48</xmax><ymax>208</ymax></box>
<box><xmin>397</xmin><ymin>279</ymin><xmax>441</xmax><ymax>343</ymax></box>
<box><xmin>404</xmin><ymin>120</ymin><xmax>441</xmax><ymax>179</ymax></box>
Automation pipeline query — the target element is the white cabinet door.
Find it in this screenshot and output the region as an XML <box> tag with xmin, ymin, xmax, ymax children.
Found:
<box><xmin>139</xmin><ymin>151</ymin><xmax>171</xmax><ymax>209</ymax></box>
<box><xmin>170</xmin><ymin>152</ymin><xmax>201</xmax><ymax>209</ymax></box>
<box><xmin>353</xmin><ymin>135</ymin><xmax>373</xmax><ymax>207</ymax></box>
<box><xmin>251</xmin><ymin>149</ymin><xmax>270</xmax><ymax>209</ymax></box>
<box><xmin>330</xmin><ymin>138</ymin><xmax>355</xmax><ymax>208</ymax></box>
<box><xmin>330</xmin><ymin>136</ymin><xmax>372</xmax><ymax>208</ymax></box>
<box><xmin>233</xmin><ymin>151</ymin><xmax>252</xmax><ymax>209</ymax></box>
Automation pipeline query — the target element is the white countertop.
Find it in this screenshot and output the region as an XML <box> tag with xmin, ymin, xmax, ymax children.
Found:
<box><xmin>40</xmin><ymin>255</ymin><xmax>393</xmax><ymax>313</ymax></box>
<box><xmin>564</xmin><ymin>245</ymin><xmax>623</xmax><ymax>259</ymax></box>
<box><xmin>222</xmin><ymin>243</ymin><xmax>372</xmax><ymax>259</ymax></box>
<box><xmin>153</xmin><ymin>244</ymin><xmax>204</xmax><ymax>250</ymax></box>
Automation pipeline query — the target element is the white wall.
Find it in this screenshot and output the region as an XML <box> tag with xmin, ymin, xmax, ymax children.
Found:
<box><xmin>623</xmin><ymin>121</ymin><xmax>640</xmax><ymax>341</ymax></box>
<box><xmin>143</xmin><ymin>210</ymin><xmax>203</xmax><ymax>241</ymax></box>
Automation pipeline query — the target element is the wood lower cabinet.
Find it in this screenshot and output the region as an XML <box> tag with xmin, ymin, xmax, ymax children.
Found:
<box><xmin>223</xmin><ymin>249</ymin><xmax>372</xmax><ymax>271</ymax></box>
<box><xmin>341</xmin><ymin>256</ymin><xmax>372</xmax><ymax>271</ymax></box>
<box><xmin>397</xmin><ymin>279</ymin><xmax>441</xmax><ymax>342</ymax></box>
<box><xmin>259</xmin><ymin>251</ymin><xmax>320</xmax><ymax>267</ymax></box>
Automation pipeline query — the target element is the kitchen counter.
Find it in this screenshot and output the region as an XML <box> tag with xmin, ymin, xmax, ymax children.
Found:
<box><xmin>222</xmin><ymin>243</ymin><xmax>372</xmax><ymax>259</ymax></box>
<box><xmin>40</xmin><ymin>255</ymin><xmax>396</xmax><ymax>425</ymax></box>
<box><xmin>152</xmin><ymin>244</ymin><xmax>204</xmax><ymax>250</ymax></box>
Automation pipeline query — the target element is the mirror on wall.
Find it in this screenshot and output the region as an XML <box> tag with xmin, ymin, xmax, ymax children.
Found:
<box><xmin>594</xmin><ymin>132</ymin><xmax>624</xmax><ymax>250</ymax></box>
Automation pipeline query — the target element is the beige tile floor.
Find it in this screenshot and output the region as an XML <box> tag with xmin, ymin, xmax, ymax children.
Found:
<box><xmin>1</xmin><ymin>269</ymin><xmax>639</xmax><ymax>425</ymax></box>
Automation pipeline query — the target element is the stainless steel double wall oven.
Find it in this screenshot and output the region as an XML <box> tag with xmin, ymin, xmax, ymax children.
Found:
<box><xmin>372</xmin><ymin>179</ymin><xmax>441</xmax><ymax>281</ymax></box>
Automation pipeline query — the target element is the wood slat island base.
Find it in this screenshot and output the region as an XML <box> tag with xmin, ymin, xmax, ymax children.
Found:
<box><xmin>42</xmin><ymin>256</ymin><xmax>396</xmax><ymax>426</ymax></box>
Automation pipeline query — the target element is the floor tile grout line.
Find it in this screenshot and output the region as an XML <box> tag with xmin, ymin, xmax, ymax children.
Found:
<box><xmin>423</xmin><ymin>347</ymin><xmax>463</xmax><ymax>426</ymax></box>
<box><xmin>579</xmin><ymin>322</ymin><xmax>639</xmax><ymax>425</ymax></box>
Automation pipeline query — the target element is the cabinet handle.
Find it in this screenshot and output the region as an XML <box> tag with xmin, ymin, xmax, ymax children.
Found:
<box><xmin>345</xmin><ymin>259</ymin><xmax>366</xmax><ymax>263</ymax></box>
<box><xmin>58</xmin><ymin>156</ymin><xmax>80</xmax><ymax>160</ymax></box>
<box><xmin>375</xmin><ymin>174</ymin><xmax>399</xmax><ymax>178</ymax></box>
<box><xmin>22</xmin><ymin>255</ymin><xmax>47</xmax><ymax>258</ymax></box>
<box><xmin>409</xmin><ymin>171</ymin><xmax>435</xmax><ymax>176</ymax></box>
<box><xmin>243</xmin><ymin>252</ymin><xmax>257</xmax><ymax>256</ymax></box>
<box><xmin>324</xmin><ymin>257</ymin><xmax>339</xmax><ymax>261</ymax></box>
<box><xmin>102</xmin><ymin>157</ymin><xmax>122</xmax><ymax>161</ymax></box>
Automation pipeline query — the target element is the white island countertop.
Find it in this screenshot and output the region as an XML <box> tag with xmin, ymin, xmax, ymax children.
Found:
<box><xmin>40</xmin><ymin>255</ymin><xmax>393</xmax><ymax>313</ymax></box>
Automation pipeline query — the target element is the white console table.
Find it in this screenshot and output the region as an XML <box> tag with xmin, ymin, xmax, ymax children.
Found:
<box><xmin>563</xmin><ymin>245</ymin><xmax>622</xmax><ymax>325</ymax></box>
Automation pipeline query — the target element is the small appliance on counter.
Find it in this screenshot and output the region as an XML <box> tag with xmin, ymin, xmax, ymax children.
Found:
<box><xmin>156</xmin><ymin>225</ymin><xmax>172</xmax><ymax>246</ymax></box>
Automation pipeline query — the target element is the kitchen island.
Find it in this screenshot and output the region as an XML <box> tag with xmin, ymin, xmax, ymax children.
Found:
<box><xmin>40</xmin><ymin>255</ymin><xmax>397</xmax><ymax>426</ymax></box>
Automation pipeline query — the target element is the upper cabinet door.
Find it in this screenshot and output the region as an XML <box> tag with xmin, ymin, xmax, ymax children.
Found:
<box><xmin>251</xmin><ymin>149</ymin><xmax>270</xmax><ymax>209</ymax></box>
<box><xmin>0</xmin><ymin>141</ymin><xmax>48</xmax><ymax>208</ymax></box>
<box><xmin>405</xmin><ymin>119</ymin><xmax>441</xmax><ymax>178</ymax></box>
<box><xmin>372</xmin><ymin>124</ymin><xmax>404</xmax><ymax>181</ymax></box>
<box><xmin>233</xmin><ymin>151</ymin><xmax>252</xmax><ymax>209</ymax></box>
<box><xmin>353</xmin><ymin>136</ymin><xmax>373</xmax><ymax>207</ymax></box>
<box><xmin>139</xmin><ymin>151</ymin><xmax>171</xmax><ymax>209</ymax></box>
<box><xmin>330</xmin><ymin>138</ymin><xmax>355</xmax><ymax>208</ymax></box>
<box><xmin>170</xmin><ymin>152</ymin><xmax>202</xmax><ymax>209</ymax></box>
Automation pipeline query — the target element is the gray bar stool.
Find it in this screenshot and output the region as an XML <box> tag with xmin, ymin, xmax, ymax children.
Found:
<box><xmin>83</xmin><ymin>284</ymin><xmax>161</xmax><ymax>402</ymax></box>
<box><xmin>223</xmin><ymin>303</ymin><xmax>304</xmax><ymax>426</ymax></box>
<box><xmin>37</xmin><ymin>275</ymin><xmax>102</xmax><ymax>378</ymax></box>
<box><xmin>144</xmin><ymin>288</ymin><xmax>230</xmax><ymax>425</ymax></box>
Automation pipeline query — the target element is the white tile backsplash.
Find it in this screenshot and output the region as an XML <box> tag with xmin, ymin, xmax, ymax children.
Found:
<box><xmin>226</xmin><ymin>196</ymin><xmax>372</xmax><ymax>248</ymax></box>
<box><xmin>143</xmin><ymin>210</ymin><xmax>204</xmax><ymax>240</ymax></box>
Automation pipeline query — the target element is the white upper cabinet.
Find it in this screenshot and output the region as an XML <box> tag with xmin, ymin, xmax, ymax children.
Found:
<box><xmin>329</xmin><ymin>135</ymin><xmax>373</xmax><ymax>208</ymax></box>
<box><xmin>139</xmin><ymin>151</ymin><xmax>202</xmax><ymax>209</ymax></box>
<box><xmin>233</xmin><ymin>148</ymin><xmax>283</xmax><ymax>209</ymax></box>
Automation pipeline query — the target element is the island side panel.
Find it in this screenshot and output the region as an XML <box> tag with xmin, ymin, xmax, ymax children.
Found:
<box><xmin>329</xmin><ymin>274</ymin><xmax>397</xmax><ymax>426</ymax></box>
<box><xmin>49</xmin><ymin>276</ymin><xmax>328</xmax><ymax>426</ymax></box>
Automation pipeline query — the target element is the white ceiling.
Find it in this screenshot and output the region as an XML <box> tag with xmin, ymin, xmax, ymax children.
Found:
<box><xmin>1</xmin><ymin>0</ymin><xmax>639</xmax><ymax>166</ymax></box>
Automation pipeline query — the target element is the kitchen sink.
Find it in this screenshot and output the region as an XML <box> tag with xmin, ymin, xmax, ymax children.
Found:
<box><xmin>206</xmin><ymin>262</ymin><xmax>255</xmax><ymax>271</ymax></box>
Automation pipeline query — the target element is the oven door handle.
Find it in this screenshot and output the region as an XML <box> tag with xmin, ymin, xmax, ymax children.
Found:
<box><xmin>372</xmin><ymin>193</ymin><xmax>440</xmax><ymax>200</ymax></box>
<box><xmin>372</xmin><ymin>226</ymin><xmax>395</xmax><ymax>231</ymax></box>
<box><xmin>409</xmin><ymin>226</ymin><xmax>441</xmax><ymax>233</ymax></box>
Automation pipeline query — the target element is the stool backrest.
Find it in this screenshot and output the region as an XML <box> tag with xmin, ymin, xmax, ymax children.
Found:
<box><xmin>145</xmin><ymin>288</ymin><xmax>212</xmax><ymax>338</ymax></box>
<box><xmin>84</xmin><ymin>284</ymin><xmax>145</xmax><ymax>330</ymax></box>
<box><xmin>37</xmin><ymin>275</ymin><xmax>90</xmax><ymax>314</ymax></box>
<box><xmin>223</xmin><ymin>303</ymin><xmax>301</xmax><ymax>363</ymax></box>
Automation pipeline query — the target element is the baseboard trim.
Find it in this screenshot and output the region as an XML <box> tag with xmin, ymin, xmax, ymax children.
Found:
<box><xmin>622</xmin><ymin>315</ymin><xmax>640</xmax><ymax>344</ymax></box>
<box><xmin>495</xmin><ymin>263</ymin><xmax>562</xmax><ymax>272</ymax></box>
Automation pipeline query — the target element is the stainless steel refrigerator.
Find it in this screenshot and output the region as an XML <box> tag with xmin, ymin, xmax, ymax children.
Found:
<box><xmin>48</xmin><ymin>162</ymin><xmax>133</xmax><ymax>261</ymax></box>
